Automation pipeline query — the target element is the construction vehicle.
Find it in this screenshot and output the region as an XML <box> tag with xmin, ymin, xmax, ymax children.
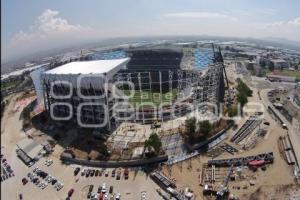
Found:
<box><xmin>151</xmin><ymin>121</ymin><xmax>161</xmax><ymax>129</ymax></box>
<box><xmin>216</xmin><ymin>165</ymin><xmax>234</xmax><ymax>199</ymax></box>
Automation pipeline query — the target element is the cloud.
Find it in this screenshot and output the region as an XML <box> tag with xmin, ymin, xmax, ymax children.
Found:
<box><xmin>257</xmin><ymin>17</ymin><xmax>300</xmax><ymax>41</ymax></box>
<box><xmin>287</xmin><ymin>17</ymin><xmax>300</xmax><ymax>27</ymax></box>
<box><xmin>267</xmin><ymin>17</ymin><xmax>300</xmax><ymax>27</ymax></box>
<box><xmin>11</xmin><ymin>9</ymin><xmax>86</xmax><ymax>46</ymax></box>
<box><xmin>163</xmin><ymin>11</ymin><xmax>238</xmax><ymax>21</ymax></box>
<box><xmin>3</xmin><ymin>9</ymin><xmax>99</xmax><ymax>62</ymax></box>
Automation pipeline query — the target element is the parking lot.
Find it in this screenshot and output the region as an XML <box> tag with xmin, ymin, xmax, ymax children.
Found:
<box><xmin>1</xmin><ymin>154</ymin><xmax>15</xmax><ymax>183</ymax></box>
<box><xmin>1</xmin><ymin>93</ymin><xmax>165</xmax><ymax>200</ymax></box>
<box><xmin>1</xmin><ymin>153</ymin><xmax>163</xmax><ymax>200</ymax></box>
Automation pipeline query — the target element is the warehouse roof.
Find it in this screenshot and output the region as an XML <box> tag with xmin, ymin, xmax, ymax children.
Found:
<box><xmin>44</xmin><ymin>58</ymin><xmax>130</xmax><ymax>75</ymax></box>
<box><xmin>16</xmin><ymin>138</ymin><xmax>44</xmax><ymax>159</ymax></box>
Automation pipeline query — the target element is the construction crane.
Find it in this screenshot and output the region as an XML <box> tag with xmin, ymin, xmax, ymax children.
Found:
<box><xmin>216</xmin><ymin>164</ymin><xmax>234</xmax><ymax>199</ymax></box>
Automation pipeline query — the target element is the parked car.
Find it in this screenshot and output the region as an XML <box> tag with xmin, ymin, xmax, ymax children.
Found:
<box><xmin>116</xmin><ymin>170</ymin><xmax>121</xmax><ymax>180</ymax></box>
<box><xmin>105</xmin><ymin>171</ymin><xmax>109</xmax><ymax>177</ymax></box>
<box><xmin>115</xmin><ymin>193</ymin><xmax>121</xmax><ymax>200</ymax></box>
<box><xmin>141</xmin><ymin>191</ymin><xmax>147</xmax><ymax>200</ymax></box>
<box><xmin>124</xmin><ymin>168</ymin><xmax>129</xmax><ymax>180</ymax></box>
<box><xmin>51</xmin><ymin>179</ymin><xmax>57</xmax><ymax>185</ymax></box>
<box><xmin>22</xmin><ymin>178</ymin><xmax>28</xmax><ymax>185</ymax></box>
<box><xmin>99</xmin><ymin>169</ymin><xmax>104</xmax><ymax>176</ymax></box>
<box><xmin>44</xmin><ymin>182</ymin><xmax>48</xmax><ymax>189</ymax></box>
<box><xmin>87</xmin><ymin>191</ymin><xmax>92</xmax><ymax>199</ymax></box>
<box><xmin>101</xmin><ymin>183</ymin><xmax>107</xmax><ymax>193</ymax></box>
<box><xmin>109</xmin><ymin>186</ymin><xmax>113</xmax><ymax>194</ymax></box>
<box><xmin>104</xmin><ymin>193</ymin><xmax>108</xmax><ymax>200</ymax></box>
<box><xmin>111</xmin><ymin>169</ymin><xmax>116</xmax><ymax>177</ymax></box>
<box><xmin>81</xmin><ymin>168</ymin><xmax>86</xmax><ymax>176</ymax></box>
<box><xmin>91</xmin><ymin>170</ymin><xmax>95</xmax><ymax>176</ymax></box>
<box><xmin>89</xmin><ymin>185</ymin><xmax>94</xmax><ymax>192</ymax></box>
<box><xmin>98</xmin><ymin>192</ymin><xmax>103</xmax><ymax>200</ymax></box>
<box><xmin>33</xmin><ymin>167</ymin><xmax>39</xmax><ymax>173</ymax></box>
<box><xmin>41</xmin><ymin>182</ymin><xmax>48</xmax><ymax>189</ymax></box>
<box><xmin>95</xmin><ymin>169</ymin><xmax>99</xmax><ymax>176</ymax></box>
<box><xmin>97</xmin><ymin>185</ymin><xmax>102</xmax><ymax>193</ymax></box>
<box><xmin>87</xmin><ymin>185</ymin><xmax>94</xmax><ymax>198</ymax></box>
<box><xmin>45</xmin><ymin>159</ymin><xmax>53</xmax><ymax>166</ymax></box>
<box><xmin>74</xmin><ymin>167</ymin><xmax>80</xmax><ymax>176</ymax></box>
<box><xmin>68</xmin><ymin>188</ymin><xmax>74</xmax><ymax>197</ymax></box>
<box><xmin>86</xmin><ymin>169</ymin><xmax>90</xmax><ymax>177</ymax></box>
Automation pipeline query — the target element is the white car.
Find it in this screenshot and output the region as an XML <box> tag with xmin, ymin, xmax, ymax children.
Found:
<box><xmin>141</xmin><ymin>191</ymin><xmax>146</xmax><ymax>200</ymax></box>
<box><xmin>33</xmin><ymin>167</ymin><xmax>39</xmax><ymax>173</ymax></box>
<box><xmin>46</xmin><ymin>176</ymin><xmax>53</xmax><ymax>183</ymax></box>
<box><xmin>38</xmin><ymin>182</ymin><xmax>44</xmax><ymax>187</ymax></box>
<box><xmin>115</xmin><ymin>193</ymin><xmax>121</xmax><ymax>200</ymax></box>
<box><xmin>41</xmin><ymin>182</ymin><xmax>48</xmax><ymax>189</ymax></box>
<box><xmin>45</xmin><ymin>159</ymin><xmax>53</xmax><ymax>166</ymax></box>
<box><xmin>104</xmin><ymin>193</ymin><xmax>108</xmax><ymax>200</ymax></box>
<box><xmin>101</xmin><ymin>183</ymin><xmax>107</xmax><ymax>193</ymax></box>
<box><xmin>56</xmin><ymin>182</ymin><xmax>64</xmax><ymax>191</ymax></box>
<box><xmin>81</xmin><ymin>168</ymin><xmax>86</xmax><ymax>176</ymax></box>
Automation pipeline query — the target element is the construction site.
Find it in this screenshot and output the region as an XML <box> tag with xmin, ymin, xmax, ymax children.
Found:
<box><xmin>2</xmin><ymin>43</ymin><xmax>300</xmax><ymax>200</ymax></box>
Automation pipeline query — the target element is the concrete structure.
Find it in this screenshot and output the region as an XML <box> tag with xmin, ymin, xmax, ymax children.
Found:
<box><xmin>16</xmin><ymin>138</ymin><xmax>44</xmax><ymax>165</ymax></box>
<box><xmin>266</xmin><ymin>74</ymin><xmax>296</xmax><ymax>82</ymax></box>
<box><xmin>270</xmin><ymin>59</ymin><xmax>289</xmax><ymax>69</ymax></box>
<box><xmin>32</xmin><ymin>44</ymin><xmax>227</xmax><ymax>130</ymax></box>
<box><xmin>42</xmin><ymin>58</ymin><xmax>130</xmax><ymax>130</ymax></box>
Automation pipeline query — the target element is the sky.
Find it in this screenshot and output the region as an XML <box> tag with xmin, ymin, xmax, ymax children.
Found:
<box><xmin>1</xmin><ymin>0</ymin><xmax>300</xmax><ymax>62</ymax></box>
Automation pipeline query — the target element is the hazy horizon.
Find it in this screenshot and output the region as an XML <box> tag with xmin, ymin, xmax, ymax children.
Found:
<box><xmin>2</xmin><ymin>0</ymin><xmax>300</xmax><ymax>63</ymax></box>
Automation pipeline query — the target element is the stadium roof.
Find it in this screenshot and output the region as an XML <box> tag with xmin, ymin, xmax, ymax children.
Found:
<box><xmin>44</xmin><ymin>58</ymin><xmax>130</xmax><ymax>75</ymax></box>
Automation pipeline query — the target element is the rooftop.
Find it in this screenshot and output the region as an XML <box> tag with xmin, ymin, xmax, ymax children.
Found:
<box><xmin>44</xmin><ymin>58</ymin><xmax>130</xmax><ymax>75</ymax></box>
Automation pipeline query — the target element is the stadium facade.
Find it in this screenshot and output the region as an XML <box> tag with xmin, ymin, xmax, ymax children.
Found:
<box><xmin>32</xmin><ymin>44</ymin><xmax>227</xmax><ymax>130</ymax></box>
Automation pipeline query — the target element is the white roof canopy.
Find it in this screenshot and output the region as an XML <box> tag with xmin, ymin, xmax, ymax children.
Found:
<box><xmin>42</xmin><ymin>58</ymin><xmax>130</xmax><ymax>89</ymax></box>
<box><xmin>44</xmin><ymin>58</ymin><xmax>130</xmax><ymax>75</ymax></box>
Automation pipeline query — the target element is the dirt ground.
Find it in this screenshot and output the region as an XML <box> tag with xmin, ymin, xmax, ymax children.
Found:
<box><xmin>159</xmin><ymin>78</ymin><xmax>300</xmax><ymax>200</ymax></box>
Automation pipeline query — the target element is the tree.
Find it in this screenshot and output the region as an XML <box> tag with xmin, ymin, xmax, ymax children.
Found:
<box><xmin>198</xmin><ymin>120</ymin><xmax>212</xmax><ymax>136</ymax></box>
<box><xmin>144</xmin><ymin>133</ymin><xmax>162</xmax><ymax>155</ymax></box>
<box><xmin>22</xmin><ymin>107</ymin><xmax>31</xmax><ymax>121</ymax></box>
<box><xmin>99</xmin><ymin>143</ymin><xmax>109</xmax><ymax>157</ymax></box>
<box><xmin>237</xmin><ymin>92</ymin><xmax>248</xmax><ymax>107</ymax></box>
<box><xmin>236</xmin><ymin>79</ymin><xmax>253</xmax><ymax>97</ymax></box>
<box><xmin>185</xmin><ymin>117</ymin><xmax>196</xmax><ymax>137</ymax></box>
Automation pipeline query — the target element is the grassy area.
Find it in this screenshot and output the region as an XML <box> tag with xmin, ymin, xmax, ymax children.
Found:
<box><xmin>1</xmin><ymin>80</ymin><xmax>22</xmax><ymax>90</ymax></box>
<box><xmin>273</xmin><ymin>70</ymin><xmax>300</xmax><ymax>79</ymax></box>
<box><xmin>122</xmin><ymin>89</ymin><xmax>178</xmax><ymax>106</ymax></box>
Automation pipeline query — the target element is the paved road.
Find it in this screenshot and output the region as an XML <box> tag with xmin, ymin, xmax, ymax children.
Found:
<box><xmin>261</xmin><ymin>89</ymin><xmax>300</xmax><ymax>168</ymax></box>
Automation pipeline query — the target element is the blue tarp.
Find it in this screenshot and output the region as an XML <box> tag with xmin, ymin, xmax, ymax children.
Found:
<box><xmin>194</xmin><ymin>48</ymin><xmax>214</xmax><ymax>70</ymax></box>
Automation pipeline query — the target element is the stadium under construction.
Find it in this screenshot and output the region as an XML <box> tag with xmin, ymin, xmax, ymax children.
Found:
<box><xmin>31</xmin><ymin>43</ymin><xmax>228</xmax><ymax>130</ymax></box>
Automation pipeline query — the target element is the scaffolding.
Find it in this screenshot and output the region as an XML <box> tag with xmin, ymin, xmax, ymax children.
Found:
<box><xmin>41</xmin><ymin>44</ymin><xmax>227</xmax><ymax>129</ymax></box>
